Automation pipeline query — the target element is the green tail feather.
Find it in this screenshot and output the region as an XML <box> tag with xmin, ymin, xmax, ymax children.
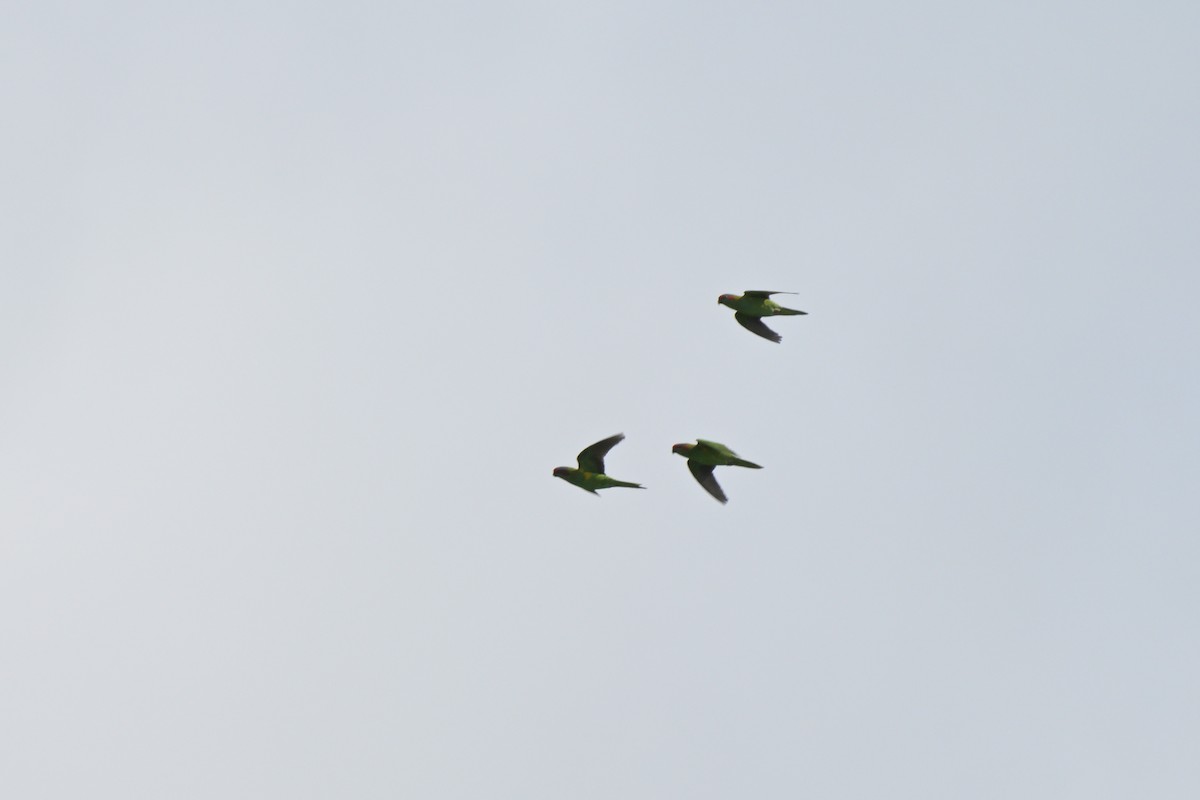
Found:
<box><xmin>775</xmin><ymin>307</ymin><xmax>807</xmax><ymax>316</ymax></box>
<box><xmin>612</xmin><ymin>480</ymin><xmax>646</xmax><ymax>489</ymax></box>
<box><xmin>731</xmin><ymin>458</ymin><xmax>762</xmax><ymax>469</ymax></box>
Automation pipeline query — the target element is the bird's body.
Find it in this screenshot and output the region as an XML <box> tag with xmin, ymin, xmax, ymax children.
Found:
<box><xmin>553</xmin><ymin>433</ymin><xmax>645</xmax><ymax>495</ymax></box>
<box><xmin>671</xmin><ymin>439</ymin><xmax>762</xmax><ymax>504</ymax></box>
<box><xmin>674</xmin><ymin>439</ymin><xmax>763</xmax><ymax>469</ymax></box>
<box><xmin>718</xmin><ymin>290</ymin><xmax>807</xmax><ymax>343</ymax></box>
<box><xmin>553</xmin><ymin>469</ymin><xmax>644</xmax><ymax>494</ymax></box>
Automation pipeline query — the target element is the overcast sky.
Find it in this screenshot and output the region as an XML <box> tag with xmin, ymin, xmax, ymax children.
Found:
<box><xmin>3</xmin><ymin>2</ymin><xmax>1199</xmax><ymax>798</ymax></box>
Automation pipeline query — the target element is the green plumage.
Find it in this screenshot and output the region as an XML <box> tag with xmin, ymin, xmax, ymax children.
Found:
<box><xmin>671</xmin><ymin>439</ymin><xmax>762</xmax><ymax>504</ymax></box>
<box><xmin>687</xmin><ymin>439</ymin><xmax>763</xmax><ymax>468</ymax></box>
<box><xmin>553</xmin><ymin>433</ymin><xmax>645</xmax><ymax>495</ymax></box>
<box><xmin>717</xmin><ymin>290</ymin><xmax>807</xmax><ymax>343</ymax></box>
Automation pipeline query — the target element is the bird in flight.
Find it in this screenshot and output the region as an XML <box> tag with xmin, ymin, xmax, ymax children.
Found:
<box><xmin>718</xmin><ymin>290</ymin><xmax>807</xmax><ymax>343</ymax></box>
<box><xmin>671</xmin><ymin>439</ymin><xmax>762</xmax><ymax>504</ymax></box>
<box><xmin>553</xmin><ymin>433</ymin><xmax>646</xmax><ymax>495</ymax></box>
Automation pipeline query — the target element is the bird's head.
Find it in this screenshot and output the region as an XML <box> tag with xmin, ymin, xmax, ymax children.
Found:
<box><xmin>552</xmin><ymin>466</ymin><xmax>570</xmax><ymax>479</ymax></box>
<box><xmin>717</xmin><ymin>293</ymin><xmax>737</xmax><ymax>307</ymax></box>
<box><xmin>671</xmin><ymin>443</ymin><xmax>694</xmax><ymax>457</ymax></box>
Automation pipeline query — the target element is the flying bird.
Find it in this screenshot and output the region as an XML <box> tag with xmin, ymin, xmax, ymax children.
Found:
<box><xmin>671</xmin><ymin>439</ymin><xmax>762</xmax><ymax>504</ymax></box>
<box><xmin>718</xmin><ymin>290</ymin><xmax>807</xmax><ymax>343</ymax></box>
<box><xmin>553</xmin><ymin>433</ymin><xmax>645</xmax><ymax>495</ymax></box>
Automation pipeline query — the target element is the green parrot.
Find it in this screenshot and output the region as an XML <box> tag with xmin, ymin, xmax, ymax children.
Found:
<box><xmin>718</xmin><ymin>290</ymin><xmax>807</xmax><ymax>343</ymax></box>
<box><xmin>671</xmin><ymin>439</ymin><xmax>762</xmax><ymax>504</ymax></box>
<box><xmin>553</xmin><ymin>433</ymin><xmax>645</xmax><ymax>495</ymax></box>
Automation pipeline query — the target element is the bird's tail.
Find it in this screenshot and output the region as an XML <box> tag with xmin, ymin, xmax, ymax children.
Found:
<box><xmin>612</xmin><ymin>480</ymin><xmax>646</xmax><ymax>489</ymax></box>
<box><xmin>775</xmin><ymin>306</ymin><xmax>808</xmax><ymax>316</ymax></box>
<box><xmin>731</xmin><ymin>458</ymin><xmax>763</xmax><ymax>469</ymax></box>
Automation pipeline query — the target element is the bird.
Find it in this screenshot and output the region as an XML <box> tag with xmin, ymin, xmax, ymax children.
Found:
<box><xmin>553</xmin><ymin>433</ymin><xmax>646</xmax><ymax>495</ymax></box>
<box><xmin>671</xmin><ymin>439</ymin><xmax>762</xmax><ymax>504</ymax></box>
<box><xmin>717</xmin><ymin>290</ymin><xmax>807</xmax><ymax>343</ymax></box>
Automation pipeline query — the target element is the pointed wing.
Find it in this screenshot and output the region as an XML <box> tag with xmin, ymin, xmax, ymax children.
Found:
<box><xmin>576</xmin><ymin>433</ymin><xmax>625</xmax><ymax>473</ymax></box>
<box><xmin>687</xmin><ymin>460</ymin><xmax>727</xmax><ymax>504</ymax></box>
<box><xmin>734</xmin><ymin>312</ymin><xmax>782</xmax><ymax>343</ymax></box>
<box><xmin>743</xmin><ymin>290</ymin><xmax>795</xmax><ymax>297</ymax></box>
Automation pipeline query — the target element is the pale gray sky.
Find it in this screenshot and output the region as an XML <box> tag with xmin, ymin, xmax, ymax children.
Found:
<box><xmin>3</xmin><ymin>2</ymin><xmax>1199</xmax><ymax>797</ymax></box>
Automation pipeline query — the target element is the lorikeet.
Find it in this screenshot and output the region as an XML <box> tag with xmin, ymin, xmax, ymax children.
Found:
<box><xmin>553</xmin><ymin>433</ymin><xmax>645</xmax><ymax>494</ymax></box>
<box><xmin>671</xmin><ymin>439</ymin><xmax>762</xmax><ymax>504</ymax></box>
<box><xmin>718</xmin><ymin>290</ymin><xmax>807</xmax><ymax>343</ymax></box>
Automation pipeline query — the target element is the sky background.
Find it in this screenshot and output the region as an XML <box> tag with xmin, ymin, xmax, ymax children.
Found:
<box><xmin>3</xmin><ymin>1</ymin><xmax>1199</xmax><ymax>797</ymax></box>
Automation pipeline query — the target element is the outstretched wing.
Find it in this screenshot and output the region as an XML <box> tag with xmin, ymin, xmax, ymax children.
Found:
<box><xmin>576</xmin><ymin>433</ymin><xmax>625</xmax><ymax>473</ymax></box>
<box><xmin>687</xmin><ymin>460</ymin><xmax>727</xmax><ymax>504</ymax></box>
<box><xmin>743</xmin><ymin>290</ymin><xmax>795</xmax><ymax>297</ymax></box>
<box><xmin>734</xmin><ymin>312</ymin><xmax>782</xmax><ymax>343</ymax></box>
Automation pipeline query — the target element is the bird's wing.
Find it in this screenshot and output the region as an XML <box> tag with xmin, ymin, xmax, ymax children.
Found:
<box><xmin>688</xmin><ymin>460</ymin><xmax>727</xmax><ymax>504</ymax></box>
<box><xmin>696</xmin><ymin>439</ymin><xmax>737</xmax><ymax>459</ymax></box>
<box><xmin>576</xmin><ymin>433</ymin><xmax>625</xmax><ymax>473</ymax></box>
<box><xmin>734</xmin><ymin>312</ymin><xmax>782</xmax><ymax>343</ymax></box>
<box><xmin>743</xmin><ymin>290</ymin><xmax>795</xmax><ymax>297</ymax></box>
